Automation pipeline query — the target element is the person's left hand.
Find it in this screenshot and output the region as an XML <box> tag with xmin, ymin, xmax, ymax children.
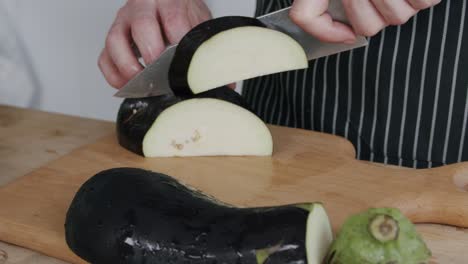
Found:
<box><xmin>98</xmin><ymin>0</ymin><xmax>212</xmax><ymax>89</ymax></box>
<box><xmin>289</xmin><ymin>0</ymin><xmax>441</xmax><ymax>44</ymax></box>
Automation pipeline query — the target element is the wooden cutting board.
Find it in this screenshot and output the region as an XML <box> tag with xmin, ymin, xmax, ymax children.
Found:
<box><xmin>0</xmin><ymin>125</ymin><xmax>468</xmax><ymax>264</ymax></box>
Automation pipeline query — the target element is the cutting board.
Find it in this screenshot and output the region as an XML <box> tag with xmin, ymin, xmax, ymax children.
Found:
<box><xmin>1</xmin><ymin>125</ymin><xmax>468</xmax><ymax>264</ymax></box>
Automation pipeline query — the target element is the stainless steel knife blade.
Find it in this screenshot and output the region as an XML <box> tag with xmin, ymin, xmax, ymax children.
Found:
<box><xmin>114</xmin><ymin>0</ymin><xmax>368</xmax><ymax>99</ymax></box>
<box><xmin>114</xmin><ymin>45</ymin><xmax>177</xmax><ymax>98</ymax></box>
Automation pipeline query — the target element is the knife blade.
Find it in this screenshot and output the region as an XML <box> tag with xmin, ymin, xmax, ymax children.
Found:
<box><xmin>114</xmin><ymin>0</ymin><xmax>368</xmax><ymax>99</ymax></box>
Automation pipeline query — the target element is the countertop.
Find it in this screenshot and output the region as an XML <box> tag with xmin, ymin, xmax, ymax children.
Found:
<box><xmin>1</xmin><ymin>105</ymin><xmax>467</xmax><ymax>263</ymax></box>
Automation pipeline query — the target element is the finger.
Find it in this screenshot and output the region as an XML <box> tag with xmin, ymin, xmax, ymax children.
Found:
<box><xmin>371</xmin><ymin>0</ymin><xmax>417</xmax><ymax>25</ymax></box>
<box><xmin>406</xmin><ymin>0</ymin><xmax>441</xmax><ymax>10</ymax></box>
<box><xmin>290</xmin><ymin>0</ymin><xmax>357</xmax><ymax>43</ymax></box>
<box><xmin>227</xmin><ymin>83</ymin><xmax>237</xmax><ymax>90</ymax></box>
<box><xmin>342</xmin><ymin>0</ymin><xmax>387</xmax><ymax>36</ymax></box>
<box><xmin>106</xmin><ymin>22</ymin><xmax>143</xmax><ymax>80</ymax></box>
<box><xmin>188</xmin><ymin>0</ymin><xmax>213</xmax><ymax>27</ymax></box>
<box><xmin>158</xmin><ymin>0</ymin><xmax>193</xmax><ymax>44</ymax></box>
<box><xmin>98</xmin><ymin>49</ymin><xmax>127</xmax><ymax>89</ymax></box>
<box><xmin>131</xmin><ymin>14</ymin><xmax>166</xmax><ymax>65</ymax></box>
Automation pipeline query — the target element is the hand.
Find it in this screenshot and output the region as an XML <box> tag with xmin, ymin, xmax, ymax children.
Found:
<box><xmin>98</xmin><ymin>0</ymin><xmax>212</xmax><ymax>89</ymax></box>
<box><xmin>290</xmin><ymin>0</ymin><xmax>441</xmax><ymax>44</ymax></box>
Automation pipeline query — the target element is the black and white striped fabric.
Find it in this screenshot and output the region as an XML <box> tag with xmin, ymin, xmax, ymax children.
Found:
<box><xmin>242</xmin><ymin>0</ymin><xmax>468</xmax><ymax>169</ymax></box>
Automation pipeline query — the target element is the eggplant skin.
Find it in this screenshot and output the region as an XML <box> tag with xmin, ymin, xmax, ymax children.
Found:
<box><xmin>168</xmin><ymin>16</ymin><xmax>267</xmax><ymax>97</ymax></box>
<box><xmin>193</xmin><ymin>86</ymin><xmax>254</xmax><ymax>113</ymax></box>
<box><xmin>65</xmin><ymin>168</ymin><xmax>308</xmax><ymax>264</ymax></box>
<box><xmin>116</xmin><ymin>87</ymin><xmax>255</xmax><ymax>156</ymax></box>
<box><xmin>116</xmin><ymin>94</ymin><xmax>181</xmax><ymax>156</ymax></box>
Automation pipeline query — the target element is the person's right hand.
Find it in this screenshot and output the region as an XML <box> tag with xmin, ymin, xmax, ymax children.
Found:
<box><xmin>290</xmin><ymin>0</ymin><xmax>441</xmax><ymax>44</ymax></box>
<box><xmin>98</xmin><ymin>0</ymin><xmax>212</xmax><ymax>89</ymax></box>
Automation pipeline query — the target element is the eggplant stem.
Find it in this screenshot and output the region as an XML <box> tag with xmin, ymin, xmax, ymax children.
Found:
<box><xmin>369</xmin><ymin>214</ymin><xmax>399</xmax><ymax>243</ymax></box>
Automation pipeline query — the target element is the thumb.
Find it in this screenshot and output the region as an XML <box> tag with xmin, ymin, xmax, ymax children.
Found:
<box><xmin>290</xmin><ymin>0</ymin><xmax>357</xmax><ymax>44</ymax></box>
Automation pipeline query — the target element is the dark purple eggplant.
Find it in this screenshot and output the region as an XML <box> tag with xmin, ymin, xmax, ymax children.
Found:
<box><xmin>65</xmin><ymin>168</ymin><xmax>332</xmax><ymax>264</ymax></box>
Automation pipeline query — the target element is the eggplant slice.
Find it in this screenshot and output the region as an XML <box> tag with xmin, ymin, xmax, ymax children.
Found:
<box><xmin>142</xmin><ymin>97</ymin><xmax>272</xmax><ymax>157</ymax></box>
<box><xmin>65</xmin><ymin>168</ymin><xmax>333</xmax><ymax>264</ymax></box>
<box><xmin>116</xmin><ymin>87</ymin><xmax>269</xmax><ymax>157</ymax></box>
<box><xmin>169</xmin><ymin>16</ymin><xmax>308</xmax><ymax>97</ymax></box>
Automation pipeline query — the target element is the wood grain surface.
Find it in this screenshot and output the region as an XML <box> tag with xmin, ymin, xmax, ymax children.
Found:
<box><xmin>1</xmin><ymin>105</ymin><xmax>468</xmax><ymax>263</ymax></box>
<box><xmin>0</xmin><ymin>105</ymin><xmax>114</xmax><ymax>264</ymax></box>
<box><xmin>0</xmin><ymin>105</ymin><xmax>114</xmax><ymax>186</ymax></box>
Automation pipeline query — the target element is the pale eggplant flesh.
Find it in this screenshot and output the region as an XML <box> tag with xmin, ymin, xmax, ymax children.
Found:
<box><xmin>141</xmin><ymin>97</ymin><xmax>273</xmax><ymax>158</ymax></box>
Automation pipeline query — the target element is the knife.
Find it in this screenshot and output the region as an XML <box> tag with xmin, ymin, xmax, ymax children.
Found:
<box><xmin>114</xmin><ymin>0</ymin><xmax>368</xmax><ymax>99</ymax></box>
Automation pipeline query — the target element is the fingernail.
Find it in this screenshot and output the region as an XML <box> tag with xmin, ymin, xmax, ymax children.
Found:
<box><xmin>344</xmin><ymin>39</ymin><xmax>356</xmax><ymax>44</ymax></box>
<box><xmin>131</xmin><ymin>65</ymin><xmax>141</xmax><ymax>73</ymax></box>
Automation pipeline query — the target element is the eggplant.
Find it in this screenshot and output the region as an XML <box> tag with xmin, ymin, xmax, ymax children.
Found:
<box><xmin>65</xmin><ymin>168</ymin><xmax>333</xmax><ymax>264</ymax></box>
<box><xmin>117</xmin><ymin>94</ymin><xmax>182</xmax><ymax>156</ymax></box>
<box><xmin>193</xmin><ymin>86</ymin><xmax>253</xmax><ymax>113</ymax></box>
<box><xmin>116</xmin><ymin>87</ymin><xmax>272</xmax><ymax>157</ymax></box>
<box><xmin>168</xmin><ymin>16</ymin><xmax>308</xmax><ymax>97</ymax></box>
<box><xmin>116</xmin><ymin>87</ymin><xmax>245</xmax><ymax>156</ymax></box>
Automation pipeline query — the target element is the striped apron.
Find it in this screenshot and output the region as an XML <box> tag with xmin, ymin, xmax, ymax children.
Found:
<box><xmin>242</xmin><ymin>0</ymin><xmax>468</xmax><ymax>168</ymax></box>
